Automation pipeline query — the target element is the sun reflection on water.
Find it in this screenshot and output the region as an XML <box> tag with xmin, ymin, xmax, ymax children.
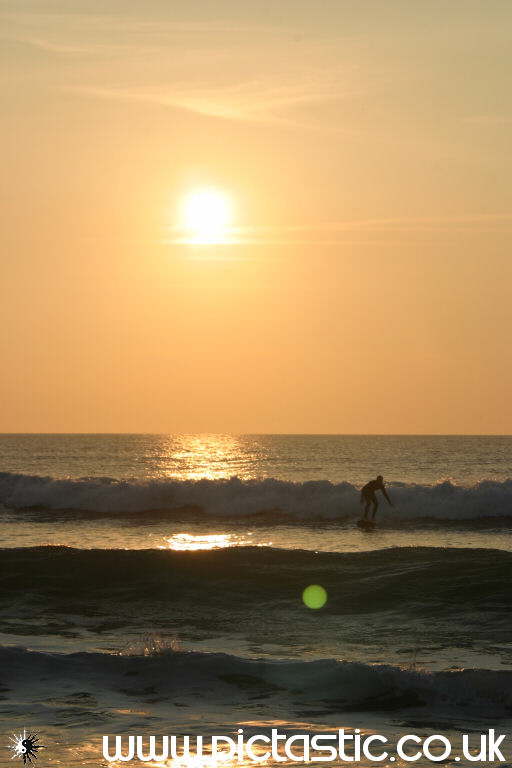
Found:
<box><xmin>164</xmin><ymin>533</ymin><xmax>235</xmax><ymax>551</ymax></box>
<box><xmin>162</xmin><ymin>533</ymin><xmax>273</xmax><ymax>551</ymax></box>
<box><xmin>147</xmin><ymin>753</ymin><xmax>245</xmax><ymax>768</ymax></box>
<box><xmin>144</xmin><ymin>739</ymin><xmax>276</xmax><ymax>768</ymax></box>
<box><xmin>157</xmin><ymin>434</ymin><xmax>260</xmax><ymax>480</ymax></box>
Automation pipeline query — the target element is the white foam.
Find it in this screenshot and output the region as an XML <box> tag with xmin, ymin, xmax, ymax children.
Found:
<box><xmin>1</xmin><ymin>472</ymin><xmax>511</xmax><ymax>519</ymax></box>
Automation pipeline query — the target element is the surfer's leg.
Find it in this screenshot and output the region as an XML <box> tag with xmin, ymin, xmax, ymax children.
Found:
<box><xmin>363</xmin><ymin>500</ymin><xmax>370</xmax><ymax>519</ymax></box>
<box><xmin>371</xmin><ymin>499</ymin><xmax>378</xmax><ymax>520</ymax></box>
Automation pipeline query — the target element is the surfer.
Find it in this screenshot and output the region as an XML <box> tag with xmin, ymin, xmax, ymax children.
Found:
<box><xmin>360</xmin><ymin>475</ymin><xmax>393</xmax><ymax>520</ymax></box>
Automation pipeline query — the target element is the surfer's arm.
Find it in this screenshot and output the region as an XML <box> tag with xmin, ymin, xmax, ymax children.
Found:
<box><xmin>382</xmin><ymin>487</ymin><xmax>393</xmax><ymax>506</ymax></box>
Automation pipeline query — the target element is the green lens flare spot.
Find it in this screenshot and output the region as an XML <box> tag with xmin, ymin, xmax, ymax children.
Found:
<box><xmin>302</xmin><ymin>584</ymin><xmax>328</xmax><ymax>609</ymax></box>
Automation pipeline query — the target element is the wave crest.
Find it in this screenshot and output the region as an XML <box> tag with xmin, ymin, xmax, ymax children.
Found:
<box><xmin>4</xmin><ymin>546</ymin><xmax>512</xmax><ymax>618</ymax></box>
<box><xmin>2</xmin><ymin>645</ymin><xmax>512</xmax><ymax>716</ymax></box>
<box><xmin>1</xmin><ymin>471</ymin><xmax>512</xmax><ymax>520</ymax></box>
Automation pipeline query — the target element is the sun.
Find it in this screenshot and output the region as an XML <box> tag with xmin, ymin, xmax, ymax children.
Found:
<box><xmin>181</xmin><ymin>188</ymin><xmax>233</xmax><ymax>244</ymax></box>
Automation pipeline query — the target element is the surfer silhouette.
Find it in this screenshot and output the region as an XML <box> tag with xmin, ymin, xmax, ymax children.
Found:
<box><xmin>360</xmin><ymin>475</ymin><xmax>393</xmax><ymax>520</ymax></box>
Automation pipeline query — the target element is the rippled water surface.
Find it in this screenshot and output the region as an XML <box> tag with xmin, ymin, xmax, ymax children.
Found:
<box><xmin>0</xmin><ymin>433</ymin><xmax>511</xmax><ymax>483</ymax></box>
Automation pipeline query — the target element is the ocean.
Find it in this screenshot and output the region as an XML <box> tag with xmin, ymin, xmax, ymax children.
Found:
<box><xmin>1</xmin><ymin>434</ymin><xmax>512</xmax><ymax>766</ymax></box>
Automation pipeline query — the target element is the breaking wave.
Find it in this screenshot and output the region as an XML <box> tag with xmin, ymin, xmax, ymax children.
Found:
<box><xmin>1</xmin><ymin>471</ymin><xmax>512</xmax><ymax>521</ymax></box>
<box><xmin>2</xmin><ymin>645</ymin><xmax>512</xmax><ymax>716</ymax></box>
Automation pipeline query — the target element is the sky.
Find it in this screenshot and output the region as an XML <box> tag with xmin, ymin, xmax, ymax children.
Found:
<box><xmin>2</xmin><ymin>0</ymin><xmax>512</xmax><ymax>433</ymax></box>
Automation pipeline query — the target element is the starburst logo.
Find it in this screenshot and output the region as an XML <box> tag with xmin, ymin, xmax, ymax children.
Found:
<box><xmin>8</xmin><ymin>730</ymin><xmax>44</xmax><ymax>764</ymax></box>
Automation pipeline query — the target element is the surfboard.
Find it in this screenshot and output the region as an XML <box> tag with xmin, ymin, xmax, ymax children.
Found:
<box><xmin>357</xmin><ymin>519</ymin><xmax>375</xmax><ymax>531</ymax></box>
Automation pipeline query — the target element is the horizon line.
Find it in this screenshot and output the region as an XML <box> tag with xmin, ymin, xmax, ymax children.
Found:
<box><xmin>0</xmin><ymin>432</ymin><xmax>511</xmax><ymax>438</ymax></box>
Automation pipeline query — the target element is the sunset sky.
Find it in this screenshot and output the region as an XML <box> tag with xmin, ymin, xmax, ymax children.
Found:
<box><xmin>2</xmin><ymin>0</ymin><xmax>512</xmax><ymax>433</ymax></box>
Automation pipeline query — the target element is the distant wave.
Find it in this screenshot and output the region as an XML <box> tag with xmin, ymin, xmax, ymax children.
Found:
<box><xmin>1</xmin><ymin>471</ymin><xmax>512</xmax><ymax>521</ymax></box>
<box><xmin>2</xmin><ymin>645</ymin><xmax>512</xmax><ymax>716</ymax></box>
<box><xmin>3</xmin><ymin>546</ymin><xmax>512</xmax><ymax>619</ymax></box>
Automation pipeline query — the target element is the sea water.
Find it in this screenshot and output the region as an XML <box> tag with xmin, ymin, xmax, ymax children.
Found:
<box><xmin>1</xmin><ymin>435</ymin><xmax>512</xmax><ymax>766</ymax></box>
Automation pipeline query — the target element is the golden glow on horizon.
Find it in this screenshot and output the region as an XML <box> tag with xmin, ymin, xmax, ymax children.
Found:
<box><xmin>181</xmin><ymin>188</ymin><xmax>233</xmax><ymax>244</ymax></box>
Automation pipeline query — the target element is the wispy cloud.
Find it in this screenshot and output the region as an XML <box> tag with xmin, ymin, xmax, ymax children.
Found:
<box><xmin>165</xmin><ymin>213</ymin><xmax>512</xmax><ymax>246</ymax></box>
<box><xmin>2</xmin><ymin>12</ymin><xmax>259</xmax><ymax>35</ymax></box>
<box><xmin>8</xmin><ymin>35</ymin><xmax>95</xmax><ymax>55</ymax></box>
<box><xmin>4</xmin><ymin>7</ymin><xmax>357</xmax><ymax>126</ymax></box>
<box><xmin>463</xmin><ymin>115</ymin><xmax>512</xmax><ymax>125</ymax></box>
<box><xmin>248</xmin><ymin>213</ymin><xmax>512</xmax><ymax>232</ymax></box>
<box><xmin>73</xmin><ymin>77</ymin><xmax>349</xmax><ymax>124</ymax></box>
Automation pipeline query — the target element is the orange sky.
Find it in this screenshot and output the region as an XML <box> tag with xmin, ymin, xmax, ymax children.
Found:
<box><xmin>2</xmin><ymin>0</ymin><xmax>512</xmax><ymax>433</ymax></box>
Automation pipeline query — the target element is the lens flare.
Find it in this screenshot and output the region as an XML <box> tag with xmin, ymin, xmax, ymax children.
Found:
<box><xmin>302</xmin><ymin>584</ymin><xmax>328</xmax><ymax>609</ymax></box>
